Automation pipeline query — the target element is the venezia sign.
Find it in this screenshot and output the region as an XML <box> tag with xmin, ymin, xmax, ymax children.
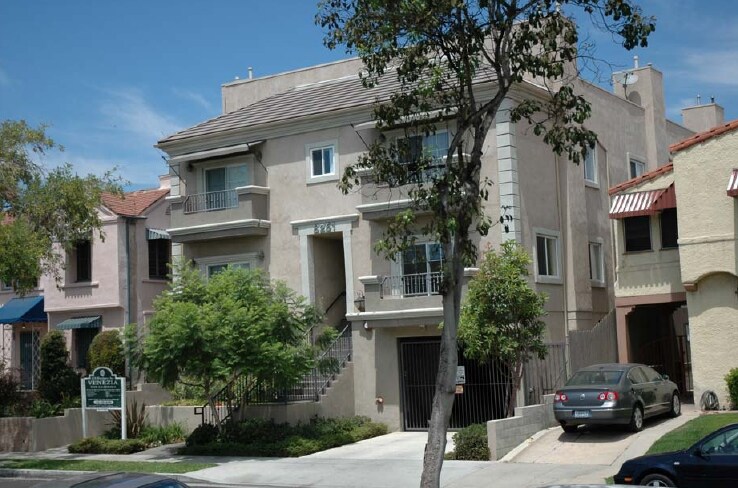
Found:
<box><xmin>81</xmin><ymin>366</ymin><xmax>127</xmax><ymax>439</ymax></box>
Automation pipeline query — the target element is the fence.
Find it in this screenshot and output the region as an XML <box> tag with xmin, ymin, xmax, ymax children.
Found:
<box><xmin>183</xmin><ymin>189</ymin><xmax>238</xmax><ymax>214</ymax></box>
<box><xmin>569</xmin><ymin>310</ymin><xmax>618</xmax><ymax>374</ymax></box>
<box><xmin>523</xmin><ymin>342</ymin><xmax>567</xmax><ymax>406</ymax></box>
<box><xmin>381</xmin><ymin>272</ymin><xmax>442</xmax><ymax>298</ymax></box>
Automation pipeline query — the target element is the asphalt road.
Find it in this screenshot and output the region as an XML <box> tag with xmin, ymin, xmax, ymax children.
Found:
<box><xmin>0</xmin><ymin>476</ymin><xmax>248</xmax><ymax>488</ymax></box>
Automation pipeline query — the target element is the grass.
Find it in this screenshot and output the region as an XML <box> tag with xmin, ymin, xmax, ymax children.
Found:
<box><xmin>0</xmin><ymin>459</ymin><xmax>215</xmax><ymax>474</ymax></box>
<box><xmin>646</xmin><ymin>413</ymin><xmax>738</xmax><ymax>455</ymax></box>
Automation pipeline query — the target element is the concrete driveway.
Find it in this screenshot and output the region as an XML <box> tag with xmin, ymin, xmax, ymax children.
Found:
<box><xmin>505</xmin><ymin>404</ymin><xmax>698</xmax><ymax>483</ymax></box>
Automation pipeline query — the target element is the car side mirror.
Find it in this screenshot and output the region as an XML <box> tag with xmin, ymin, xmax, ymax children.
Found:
<box><xmin>662</xmin><ymin>374</ymin><xmax>669</xmax><ymax>381</ymax></box>
<box><xmin>693</xmin><ymin>446</ymin><xmax>705</xmax><ymax>458</ymax></box>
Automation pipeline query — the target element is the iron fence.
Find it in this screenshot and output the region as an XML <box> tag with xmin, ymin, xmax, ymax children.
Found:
<box><xmin>381</xmin><ymin>272</ymin><xmax>442</xmax><ymax>298</ymax></box>
<box><xmin>183</xmin><ymin>189</ymin><xmax>238</xmax><ymax>214</ymax></box>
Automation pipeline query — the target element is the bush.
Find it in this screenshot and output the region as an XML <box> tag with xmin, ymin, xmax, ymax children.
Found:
<box><xmin>88</xmin><ymin>330</ymin><xmax>125</xmax><ymax>376</ymax></box>
<box><xmin>726</xmin><ymin>368</ymin><xmax>738</xmax><ymax>410</ymax></box>
<box><xmin>0</xmin><ymin>361</ymin><xmax>21</xmax><ymax>417</ymax></box>
<box><xmin>29</xmin><ymin>399</ymin><xmax>57</xmax><ymax>418</ymax></box>
<box><xmin>38</xmin><ymin>331</ymin><xmax>80</xmax><ymax>404</ymax></box>
<box><xmin>140</xmin><ymin>422</ymin><xmax>188</xmax><ymax>446</ymax></box>
<box><xmin>68</xmin><ymin>436</ymin><xmax>148</xmax><ymax>454</ymax></box>
<box><xmin>108</xmin><ymin>400</ymin><xmax>148</xmax><ymax>439</ymax></box>
<box><xmin>186</xmin><ymin>423</ymin><xmax>219</xmax><ymax>447</ymax></box>
<box><xmin>452</xmin><ymin>423</ymin><xmax>489</xmax><ymax>461</ymax></box>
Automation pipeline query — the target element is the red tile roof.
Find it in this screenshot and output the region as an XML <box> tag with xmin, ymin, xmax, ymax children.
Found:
<box><xmin>608</xmin><ymin>163</ymin><xmax>673</xmax><ymax>195</ymax></box>
<box><xmin>669</xmin><ymin>119</ymin><xmax>738</xmax><ymax>153</ymax></box>
<box><xmin>102</xmin><ymin>188</ymin><xmax>169</xmax><ymax>217</ymax></box>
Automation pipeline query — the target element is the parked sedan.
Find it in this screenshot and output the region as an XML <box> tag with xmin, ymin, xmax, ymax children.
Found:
<box><xmin>33</xmin><ymin>472</ymin><xmax>190</xmax><ymax>487</ymax></box>
<box><xmin>613</xmin><ymin>423</ymin><xmax>738</xmax><ymax>487</ymax></box>
<box><xmin>553</xmin><ymin>363</ymin><xmax>680</xmax><ymax>433</ymax></box>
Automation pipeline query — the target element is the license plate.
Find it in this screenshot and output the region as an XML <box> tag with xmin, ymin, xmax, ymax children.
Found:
<box><xmin>574</xmin><ymin>410</ymin><xmax>591</xmax><ymax>419</ymax></box>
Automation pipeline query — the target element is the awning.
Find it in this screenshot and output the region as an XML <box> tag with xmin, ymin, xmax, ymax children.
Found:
<box><xmin>56</xmin><ymin>316</ymin><xmax>102</xmax><ymax>330</ymax></box>
<box><xmin>168</xmin><ymin>141</ymin><xmax>264</xmax><ymax>165</ymax></box>
<box><xmin>0</xmin><ymin>296</ymin><xmax>46</xmax><ymax>324</ymax></box>
<box><xmin>146</xmin><ymin>228</ymin><xmax>170</xmax><ymax>240</ymax></box>
<box><xmin>609</xmin><ymin>184</ymin><xmax>676</xmax><ymax>219</ymax></box>
<box><xmin>728</xmin><ymin>169</ymin><xmax>738</xmax><ymax>197</ymax></box>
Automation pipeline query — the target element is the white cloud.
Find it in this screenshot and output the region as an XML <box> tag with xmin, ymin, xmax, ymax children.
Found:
<box><xmin>173</xmin><ymin>88</ymin><xmax>214</xmax><ymax>111</ymax></box>
<box><xmin>99</xmin><ymin>88</ymin><xmax>183</xmax><ymax>144</ymax></box>
<box><xmin>666</xmin><ymin>97</ymin><xmax>700</xmax><ymax>119</ymax></box>
<box><xmin>680</xmin><ymin>50</ymin><xmax>738</xmax><ymax>87</ymax></box>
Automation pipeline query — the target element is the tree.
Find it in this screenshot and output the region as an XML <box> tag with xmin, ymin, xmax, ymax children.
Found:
<box><xmin>0</xmin><ymin>120</ymin><xmax>121</xmax><ymax>295</ymax></box>
<box><xmin>38</xmin><ymin>330</ymin><xmax>80</xmax><ymax>405</ymax></box>
<box><xmin>137</xmin><ymin>263</ymin><xmax>322</xmax><ymax>425</ymax></box>
<box><xmin>459</xmin><ymin>241</ymin><xmax>547</xmax><ymax>418</ymax></box>
<box><xmin>88</xmin><ymin>330</ymin><xmax>126</xmax><ymax>376</ymax></box>
<box><xmin>317</xmin><ymin>1</ymin><xmax>654</xmax><ymax>485</ymax></box>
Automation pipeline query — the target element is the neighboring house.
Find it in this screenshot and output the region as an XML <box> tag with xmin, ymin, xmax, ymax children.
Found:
<box><xmin>610</xmin><ymin>118</ymin><xmax>738</xmax><ymax>408</ymax></box>
<box><xmin>156</xmin><ymin>57</ymin><xmax>702</xmax><ymax>430</ymax></box>
<box><xmin>40</xmin><ymin>177</ymin><xmax>171</xmax><ymax>374</ymax></box>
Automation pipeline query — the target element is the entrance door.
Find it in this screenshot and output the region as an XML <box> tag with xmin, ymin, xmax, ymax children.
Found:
<box><xmin>75</xmin><ymin>328</ymin><xmax>99</xmax><ymax>371</ymax></box>
<box><xmin>399</xmin><ymin>338</ymin><xmax>511</xmax><ymax>430</ymax></box>
<box><xmin>19</xmin><ymin>330</ymin><xmax>40</xmax><ymax>390</ymax></box>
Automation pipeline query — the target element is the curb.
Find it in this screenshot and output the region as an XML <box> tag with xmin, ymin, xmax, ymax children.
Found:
<box><xmin>0</xmin><ymin>468</ymin><xmax>94</xmax><ymax>478</ymax></box>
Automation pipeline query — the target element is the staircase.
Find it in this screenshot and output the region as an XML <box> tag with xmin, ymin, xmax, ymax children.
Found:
<box><xmin>196</xmin><ymin>323</ymin><xmax>353</xmax><ymax>427</ymax></box>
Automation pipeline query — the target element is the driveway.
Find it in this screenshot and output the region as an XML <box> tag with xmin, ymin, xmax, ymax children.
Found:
<box><xmin>506</xmin><ymin>404</ymin><xmax>698</xmax><ymax>483</ymax></box>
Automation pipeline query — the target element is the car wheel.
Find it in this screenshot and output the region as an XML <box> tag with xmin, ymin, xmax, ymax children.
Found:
<box><xmin>669</xmin><ymin>393</ymin><xmax>681</xmax><ymax>418</ymax></box>
<box><xmin>629</xmin><ymin>405</ymin><xmax>644</xmax><ymax>432</ymax></box>
<box><xmin>561</xmin><ymin>424</ymin><xmax>578</xmax><ymax>434</ymax></box>
<box><xmin>640</xmin><ymin>473</ymin><xmax>676</xmax><ymax>486</ymax></box>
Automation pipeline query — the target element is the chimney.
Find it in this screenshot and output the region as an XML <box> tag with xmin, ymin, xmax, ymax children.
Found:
<box><xmin>681</xmin><ymin>97</ymin><xmax>725</xmax><ymax>133</ymax></box>
<box><xmin>158</xmin><ymin>174</ymin><xmax>171</xmax><ymax>190</ymax></box>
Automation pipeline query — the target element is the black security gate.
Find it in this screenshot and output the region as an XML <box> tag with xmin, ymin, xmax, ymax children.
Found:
<box><xmin>399</xmin><ymin>337</ymin><xmax>512</xmax><ymax>431</ymax></box>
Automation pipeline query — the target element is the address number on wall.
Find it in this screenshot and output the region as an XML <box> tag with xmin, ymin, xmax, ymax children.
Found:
<box><xmin>314</xmin><ymin>222</ymin><xmax>336</xmax><ymax>234</ymax></box>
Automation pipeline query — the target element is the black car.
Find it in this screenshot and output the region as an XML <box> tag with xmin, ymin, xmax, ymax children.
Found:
<box><xmin>613</xmin><ymin>423</ymin><xmax>738</xmax><ymax>487</ymax></box>
<box><xmin>33</xmin><ymin>472</ymin><xmax>190</xmax><ymax>487</ymax></box>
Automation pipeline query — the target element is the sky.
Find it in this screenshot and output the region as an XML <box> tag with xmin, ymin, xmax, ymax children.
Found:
<box><xmin>1</xmin><ymin>0</ymin><xmax>737</xmax><ymax>189</ymax></box>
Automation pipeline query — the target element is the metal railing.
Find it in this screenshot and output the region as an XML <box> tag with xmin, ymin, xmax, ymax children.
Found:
<box><xmin>196</xmin><ymin>323</ymin><xmax>353</xmax><ymax>427</ymax></box>
<box><xmin>183</xmin><ymin>189</ymin><xmax>238</xmax><ymax>214</ymax></box>
<box><xmin>381</xmin><ymin>272</ymin><xmax>442</xmax><ymax>298</ymax></box>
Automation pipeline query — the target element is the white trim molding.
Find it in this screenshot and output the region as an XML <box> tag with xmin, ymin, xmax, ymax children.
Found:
<box><xmin>533</xmin><ymin>227</ymin><xmax>562</xmax><ymax>284</ymax></box>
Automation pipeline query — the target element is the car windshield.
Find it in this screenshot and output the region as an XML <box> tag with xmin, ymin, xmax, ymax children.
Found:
<box><xmin>566</xmin><ymin>370</ymin><xmax>623</xmax><ymax>386</ymax></box>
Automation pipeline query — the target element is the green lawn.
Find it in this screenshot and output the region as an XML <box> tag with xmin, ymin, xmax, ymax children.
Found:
<box><xmin>0</xmin><ymin>459</ymin><xmax>215</xmax><ymax>474</ymax></box>
<box><xmin>646</xmin><ymin>413</ymin><xmax>738</xmax><ymax>455</ymax></box>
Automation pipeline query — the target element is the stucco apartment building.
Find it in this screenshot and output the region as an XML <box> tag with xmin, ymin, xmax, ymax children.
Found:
<box><xmin>156</xmin><ymin>58</ymin><xmax>699</xmax><ymax>430</ymax></box>
<box><xmin>0</xmin><ymin>179</ymin><xmax>171</xmax><ymax>386</ymax></box>
<box><xmin>610</xmin><ymin>117</ymin><xmax>738</xmax><ymax>408</ymax></box>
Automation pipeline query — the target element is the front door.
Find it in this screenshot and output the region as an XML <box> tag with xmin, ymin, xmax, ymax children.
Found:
<box><xmin>19</xmin><ymin>330</ymin><xmax>40</xmax><ymax>390</ymax></box>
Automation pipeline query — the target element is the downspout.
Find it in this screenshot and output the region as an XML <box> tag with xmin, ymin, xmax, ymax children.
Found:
<box><xmin>554</xmin><ymin>154</ymin><xmax>571</xmax><ymax>378</ymax></box>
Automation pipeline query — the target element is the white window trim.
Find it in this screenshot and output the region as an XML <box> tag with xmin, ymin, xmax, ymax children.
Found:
<box><xmin>196</xmin><ymin>253</ymin><xmax>262</xmax><ymax>277</ymax></box>
<box><xmin>393</xmin><ymin>129</ymin><xmax>451</xmax><ymax>162</ymax></box>
<box><xmin>584</xmin><ymin>145</ymin><xmax>599</xmax><ymax>187</ymax></box>
<box><xmin>533</xmin><ymin>227</ymin><xmax>562</xmax><ymax>284</ymax></box>
<box><xmin>627</xmin><ymin>151</ymin><xmax>647</xmax><ymax>179</ymax></box>
<box><xmin>588</xmin><ymin>239</ymin><xmax>605</xmax><ymax>287</ymax></box>
<box><xmin>306</xmin><ymin>140</ymin><xmax>339</xmax><ymax>184</ymax></box>
<box><xmin>198</xmin><ymin>158</ymin><xmax>254</xmax><ymax>194</ymax></box>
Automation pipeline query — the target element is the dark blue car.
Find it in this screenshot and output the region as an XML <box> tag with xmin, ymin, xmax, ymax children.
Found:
<box><xmin>613</xmin><ymin>422</ymin><xmax>738</xmax><ymax>487</ymax></box>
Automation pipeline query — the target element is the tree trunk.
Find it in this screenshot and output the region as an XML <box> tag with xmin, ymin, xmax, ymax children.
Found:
<box><xmin>506</xmin><ymin>360</ymin><xmax>524</xmax><ymax>418</ymax></box>
<box><xmin>420</xmin><ymin>240</ymin><xmax>464</xmax><ymax>488</ymax></box>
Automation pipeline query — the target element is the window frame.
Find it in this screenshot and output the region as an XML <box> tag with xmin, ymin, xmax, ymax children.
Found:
<box><xmin>629</xmin><ymin>158</ymin><xmax>646</xmax><ymax>179</ymax></box>
<box><xmin>196</xmin><ymin>253</ymin><xmax>262</xmax><ymax>279</ymax></box>
<box><xmin>74</xmin><ymin>240</ymin><xmax>92</xmax><ymax>283</ymax></box>
<box><xmin>533</xmin><ymin>228</ymin><xmax>562</xmax><ymax>284</ymax></box>
<box><xmin>200</xmin><ymin>159</ymin><xmax>252</xmax><ymax>193</ymax></box>
<box><xmin>583</xmin><ymin>146</ymin><xmax>598</xmax><ymax>185</ymax></box>
<box><xmin>395</xmin><ymin>130</ymin><xmax>450</xmax><ymax>182</ymax></box>
<box><xmin>659</xmin><ymin>208</ymin><xmax>679</xmax><ymax>249</ymax></box>
<box><xmin>623</xmin><ymin>215</ymin><xmax>652</xmax><ymax>253</ymax></box>
<box><xmin>306</xmin><ymin>140</ymin><xmax>339</xmax><ymax>183</ymax></box>
<box><xmin>588</xmin><ymin>240</ymin><xmax>605</xmax><ymax>286</ymax></box>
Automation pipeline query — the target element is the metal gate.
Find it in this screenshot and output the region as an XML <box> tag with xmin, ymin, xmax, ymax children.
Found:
<box><xmin>399</xmin><ymin>338</ymin><xmax>511</xmax><ymax>431</ymax></box>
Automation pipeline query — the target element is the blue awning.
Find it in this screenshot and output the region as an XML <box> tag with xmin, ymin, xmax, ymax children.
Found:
<box><xmin>56</xmin><ymin>316</ymin><xmax>102</xmax><ymax>330</ymax></box>
<box><xmin>0</xmin><ymin>296</ymin><xmax>46</xmax><ymax>324</ymax></box>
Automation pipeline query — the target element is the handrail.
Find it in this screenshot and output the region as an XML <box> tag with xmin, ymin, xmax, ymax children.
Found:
<box><xmin>183</xmin><ymin>189</ymin><xmax>238</xmax><ymax>214</ymax></box>
<box><xmin>324</xmin><ymin>291</ymin><xmax>346</xmax><ymax>316</ymax></box>
<box><xmin>381</xmin><ymin>272</ymin><xmax>442</xmax><ymax>298</ymax></box>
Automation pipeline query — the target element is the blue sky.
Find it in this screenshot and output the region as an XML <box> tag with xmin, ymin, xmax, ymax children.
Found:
<box><xmin>1</xmin><ymin>1</ymin><xmax>736</xmax><ymax>188</ymax></box>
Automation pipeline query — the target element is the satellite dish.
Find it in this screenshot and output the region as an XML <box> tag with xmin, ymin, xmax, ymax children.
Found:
<box><xmin>613</xmin><ymin>71</ymin><xmax>639</xmax><ymax>86</ymax></box>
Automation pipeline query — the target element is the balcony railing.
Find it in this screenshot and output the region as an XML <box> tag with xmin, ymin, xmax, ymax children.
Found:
<box><xmin>381</xmin><ymin>272</ymin><xmax>442</xmax><ymax>298</ymax></box>
<box><xmin>183</xmin><ymin>189</ymin><xmax>238</xmax><ymax>214</ymax></box>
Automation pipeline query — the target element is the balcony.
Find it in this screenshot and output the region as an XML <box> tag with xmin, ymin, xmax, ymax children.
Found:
<box><xmin>168</xmin><ymin>186</ymin><xmax>270</xmax><ymax>243</ymax></box>
<box><xmin>381</xmin><ymin>272</ymin><xmax>442</xmax><ymax>298</ymax></box>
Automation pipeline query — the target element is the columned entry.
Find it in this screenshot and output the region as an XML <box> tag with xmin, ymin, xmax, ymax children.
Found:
<box><xmin>399</xmin><ymin>337</ymin><xmax>511</xmax><ymax>431</ymax></box>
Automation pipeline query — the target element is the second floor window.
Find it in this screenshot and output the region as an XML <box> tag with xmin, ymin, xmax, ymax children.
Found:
<box><xmin>584</xmin><ymin>148</ymin><xmax>597</xmax><ymax>184</ymax></box>
<box><xmin>589</xmin><ymin>241</ymin><xmax>604</xmax><ymax>283</ymax></box>
<box><xmin>397</xmin><ymin>132</ymin><xmax>449</xmax><ymax>182</ymax></box>
<box><xmin>204</xmin><ymin>164</ymin><xmax>248</xmax><ymax>210</ymax></box>
<box><xmin>148</xmin><ymin>239</ymin><xmax>171</xmax><ymax>280</ymax></box>
<box><xmin>536</xmin><ymin>233</ymin><xmax>560</xmax><ymax>279</ymax></box>
<box><xmin>630</xmin><ymin>158</ymin><xmax>646</xmax><ymax>179</ymax></box>
<box><xmin>207</xmin><ymin>262</ymin><xmax>250</xmax><ymax>278</ymax></box>
<box><xmin>398</xmin><ymin>242</ymin><xmax>444</xmax><ymax>296</ymax></box>
<box><xmin>74</xmin><ymin>240</ymin><xmax>92</xmax><ymax>282</ymax></box>
<box><xmin>660</xmin><ymin>208</ymin><xmax>678</xmax><ymax>249</ymax></box>
<box><xmin>623</xmin><ymin>216</ymin><xmax>651</xmax><ymax>252</ymax></box>
<box><xmin>311</xmin><ymin>146</ymin><xmax>335</xmax><ymax>177</ymax></box>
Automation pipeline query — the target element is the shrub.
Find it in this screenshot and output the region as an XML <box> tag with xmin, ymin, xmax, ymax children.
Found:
<box><xmin>68</xmin><ymin>436</ymin><xmax>148</xmax><ymax>454</ymax></box>
<box><xmin>88</xmin><ymin>330</ymin><xmax>125</xmax><ymax>376</ymax></box>
<box><xmin>186</xmin><ymin>423</ymin><xmax>219</xmax><ymax>447</ymax></box>
<box><xmin>108</xmin><ymin>400</ymin><xmax>148</xmax><ymax>439</ymax></box>
<box><xmin>726</xmin><ymin>368</ymin><xmax>738</xmax><ymax>410</ymax></box>
<box><xmin>0</xmin><ymin>361</ymin><xmax>21</xmax><ymax>417</ymax></box>
<box><xmin>29</xmin><ymin>399</ymin><xmax>57</xmax><ymax>418</ymax></box>
<box><xmin>452</xmin><ymin>423</ymin><xmax>489</xmax><ymax>461</ymax></box>
<box><xmin>38</xmin><ymin>331</ymin><xmax>80</xmax><ymax>404</ymax></box>
<box><xmin>140</xmin><ymin>422</ymin><xmax>188</xmax><ymax>446</ymax></box>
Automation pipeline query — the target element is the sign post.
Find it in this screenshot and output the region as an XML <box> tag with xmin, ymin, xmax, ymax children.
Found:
<box><xmin>82</xmin><ymin>367</ymin><xmax>126</xmax><ymax>439</ymax></box>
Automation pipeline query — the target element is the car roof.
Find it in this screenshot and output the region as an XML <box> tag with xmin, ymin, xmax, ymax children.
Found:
<box><xmin>33</xmin><ymin>472</ymin><xmax>179</xmax><ymax>488</ymax></box>
<box><xmin>577</xmin><ymin>363</ymin><xmax>642</xmax><ymax>372</ymax></box>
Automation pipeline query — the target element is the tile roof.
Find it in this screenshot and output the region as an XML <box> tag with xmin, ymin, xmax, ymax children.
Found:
<box><xmin>158</xmin><ymin>66</ymin><xmax>498</xmax><ymax>145</ymax></box>
<box><xmin>101</xmin><ymin>188</ymin><xmax>169</xmax><ymax>217</ymax></box>
<box><xmin>669</xmin><ymin>119</ymin><xmax>738</xmax><ymax>153</ymax></box>
<box><xmin>608</xmin><ymin>163</ymin><xmax>673</xmax><ymax>195</ymax></box>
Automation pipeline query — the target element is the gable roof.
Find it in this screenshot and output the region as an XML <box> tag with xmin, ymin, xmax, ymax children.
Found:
<box><xmin>669</xmin><ymin>119</ymin><xmax>738</xmax><ymax>153</ymax></box>
<box><xmin>101</xmin><ymin>188</ymin><xmax>169</xmax><ymax>217</ymax></box>
<box><xmin>608</xmin><ymin>163</ymin><xmax>674</xmax><ymax>195</ymax></box>
<box><xmin>158</xmin><ymin>66</ymin><xmax>499</xmax><ymax>145</ymax></box>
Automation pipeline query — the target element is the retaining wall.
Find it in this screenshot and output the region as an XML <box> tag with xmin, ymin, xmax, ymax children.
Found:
<box><xmin>487</xmin><ymin>394</ymin><xmax>557</xmax><ymax>460</ymax></box>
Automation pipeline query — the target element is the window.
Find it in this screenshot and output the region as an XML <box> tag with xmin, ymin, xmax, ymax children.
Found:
<box><xmin>204</xmin><ymin>164</ymin><xmax>248</xmax><ymax>210</ymax></box>
<box><xmin>74</xmin><ymin>240</ymin><xmax>92</xmax><ymax>282</ymax></box>
<box><xmin>535</xmin><ymin>233</ymin><xmax>560</xmax><ymax>279</ymax></box>
<box><xmin>629</xmin><ymin>158</ymin><xmax>646</xmax><ymax>178</ymax></box>
<box><xmin>310</xmin><ymin>145</ymin><xmax>335</xmax><ymax>178</ymax></box>
<box><xmin>623</xmin><ymin>216</ymin><xmax>651</xmax><ymax>252</ymax></box>
<box><xmin>660</xmin><ymin>208</ymin><xmax>678</xmax><ymax>249</ymax></box>
<box><xmin>701</xmin><ymin>425</ymin><xmax>738</xmax><ymax>455</ymax></box>
<box><xmin>207</xmin><ymin>262</ymin><xmax>250</xmax><ymax>278</ymax></box>
<box><xmin>400</xmin><ymin>242</ymin><xmax>444</xmax><ymax>296</ymax></box>
<box><xmin>148</xmin><ymin>239</ymin><xmax>170</xmax><ymax>280</ymax></box>
<box><xmin>589</xmin><ymin>241</ymin><xmax>604</xmax><ymax>283</ymax></box>
<box><xmin>397</xmin><ymin>131</ymin><xmax>449</xmax><ymax>182</ymax></box>
<box><xmin>627</xmin><ymin>367</ymin><xmax>648</xmax><ymax>385</ymax></box>
<box><xmin>641</xmin><ymin>366</ymin><xmax>664</xmax><ymax>383</ymax></box>
<box><xmin>584</xmin><ymin>147</ymin><xmax>597</xmax><ymax>184</ymax></box>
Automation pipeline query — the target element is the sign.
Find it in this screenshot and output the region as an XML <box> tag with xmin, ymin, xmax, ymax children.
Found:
<box><xmin>314</xmin><ymin>221</ymin><xmax>336</xmax><ymax>234</ymax></box>
<box><xmin>455</xmin><ymin>385</ymin><xmax>464</xmax><ymax>394</ymax></box>
<box><xmin>81</xmin><ymin>367</ymin><xmax>126</xmax><ymax>440</ymax></box>
<box><xmin>84</xmin><ymin>367</ymin><xmax>123</xmax><ymax>409</ymax></box>
<box><xmin>455</xmin><ymin>366</ymin><xmax>466</xmax><ymax>385</ymax></box>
